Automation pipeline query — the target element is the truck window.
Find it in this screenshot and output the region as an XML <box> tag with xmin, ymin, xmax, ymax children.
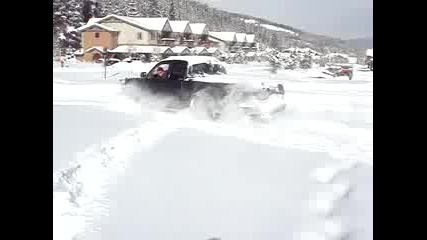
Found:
<box><xmin>148</xmin><ymin>63</ymin><xmax>170</xmax><ymax>80</ymax></box>
<box><xmin>189</xmin><ymin>63</ymin><xmax>225</xmax><ymax>76</ymax></box>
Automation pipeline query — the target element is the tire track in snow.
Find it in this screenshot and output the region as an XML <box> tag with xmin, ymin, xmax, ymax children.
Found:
<box><xmin>299</xmin><ymin>152</ymin><xmax>361</xmax><ymax>240</ymax></box>
<box><xmin>53</xmin><ymin>116</ymin><xmax>182</xmax><ymax>240</ymax></box>
<box><xmin>161</xmin><ymin>112</ymin><xmax>372</xmax><ymax>167</ymax></box>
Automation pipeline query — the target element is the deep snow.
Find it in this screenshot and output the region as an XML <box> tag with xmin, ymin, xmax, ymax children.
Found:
<box><xmin>53</xmin><ymin>61</ymin><xmax>373</xmax><ymax>240</ymax></box>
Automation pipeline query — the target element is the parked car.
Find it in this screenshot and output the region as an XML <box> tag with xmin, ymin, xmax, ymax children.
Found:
<box><xmin>323</xmin><ymin>64</ymin><xmax>354</xmax><ymax>80</ymax></box>
<box><xmin>106</xmin><ymin>58</ymin><xmax>121</xmax><ymax>66</ymax></box>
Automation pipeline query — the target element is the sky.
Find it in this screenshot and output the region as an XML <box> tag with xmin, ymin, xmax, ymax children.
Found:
<box><xmin>198</xmin><ymin>0</ymin><xmax>373</xmax><ymax>39</ymax></box>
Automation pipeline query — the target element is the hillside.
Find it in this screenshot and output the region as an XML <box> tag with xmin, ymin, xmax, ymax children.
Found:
<box><xmin>345</xmin><ymin>37</ymin><xmax>373</xmax><ymax>49</ymax></box>
<box><xmin>53</xmin><ymin>0</ymin><xmax>356</xmax><ymax>55</ymax></box>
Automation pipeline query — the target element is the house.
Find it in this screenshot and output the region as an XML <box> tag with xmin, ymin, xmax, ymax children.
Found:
<box><xmin>207</xmin><ymin>47</ymin><xmax>221</xmax><ymax>57</ymax></box>
<box><xmin>107</xmin><ymin>45</ymin><xmax>173</xmax><ymax>54</ymax></box>
<box><xmin>170</xmin><ymin>46</ymin><xmax>192</xmax><ymax>56</ymax></box>
<box><xmin>169</xmin><ymin>20</ymin><xmax>194</xmax><ymax>47</ymax></box>
<box><xmin>77</xmin><ymin>14</ymin><xmax>174</xmax><ymax>61</ymax></box>
<box><xmin>204</xmin><ymin>36</ymin><xmax>227</xmax><ymax>52</ymax></box>
<box><xmin>73</xmin><ymin>48</ymin><xmax>85</xmax><ymax>61</ymax></box>
<box><xmin>232</xmin><ymin>33</ymin><xmax>247</xmax><ymax>52</ymax></box>
<box><xmin>84</xmin><ymin>46</ymin><xmax>108</xmax><ymax>62</ymax></box>
<box><xmin>191</xmin><ymin>47</ymin><xmax>210</xmax><ymax>56</ymax></box>
<box><xmin>244</xmin><ymin>34</ymin><xmax>256</xmax><ymax>51</ymax></box>
<box><xmin>208</xmin><ymin>32</ymin><xmax>237</xmax><ymax>52</ymax></box>
<box><xmin>76</xmin><ymin>14</ymin><xmax>257</xmax><ymax>62</ymax></box>
<box><xmin>108</xmin><ymin>45</ymin><xmax>173</xmax><ymax>60</ymax></box>
<box><xmin>366</xmin><ymin>48</ymin><xmax>373</xmax><ymax>70</ymax></box>
<box><xmin>189</xmin><ymin>23</ymin><xmax>209</xmax><ymax>46</ymax></box>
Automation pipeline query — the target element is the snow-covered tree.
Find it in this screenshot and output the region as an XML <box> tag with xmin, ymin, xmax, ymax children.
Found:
<box><xmin>82</xmin><ymin>0</ymin><xmax>93</xmax><ymax>23</ymax></box>
<box><xmin>168</xmin><ymin>1</ymin><xmax>177</xmax><ymax>20</ymax></box>
<box><xmin>126</xmin><ymin>0</ymin><xmax>141</xmax><ymax>17</ymax></box>
<box><xmin>53</xmin><ymin>0</ymin><xmax>355</xmax><ymax>54</ymax></box>
<box><xmin>53</xmin><ymin>0</ymin><xmax>87</xmax><ymax>50</ymax></box>
<box><xmin>147</xmin><ymin>0</ymin><xmax>162</xmax><ymax>17</ymax></box>
<box><xmin>270</xmin><ymin>33</ymin><xmax>279</xmax><ymax>49</ymax></box>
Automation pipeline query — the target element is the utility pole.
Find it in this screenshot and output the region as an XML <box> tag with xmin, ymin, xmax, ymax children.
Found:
<box><xmin>103</xmin><ymin>47</ymin><xmax>108</xmax><ymax>80</ymax></box>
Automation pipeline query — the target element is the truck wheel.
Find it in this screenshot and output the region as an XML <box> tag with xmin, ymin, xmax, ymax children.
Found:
<box><xmin>122</xmin><ymin>79</ymin><xmax>146</xmax><ymax>102</ymax></box>
<box><xmin>189</xmin><ymin>89</ymin><xmax>221</xmax><ymax>120</ymax></box>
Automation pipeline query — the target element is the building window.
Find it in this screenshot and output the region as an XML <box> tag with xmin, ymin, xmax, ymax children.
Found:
<box><xmin>137</xmin><ymin>32</ymin><xmax>142</xmax><ymax>40</ymax></box>
<box><xmin>151</xmin><ymin>32</ymin><xmax>155</xmax><ymax>40</ymax></box>
<box><xmin>95</xmin><ymin>32</ymin><xmax>100</xmax><ymax>38</ymax></box>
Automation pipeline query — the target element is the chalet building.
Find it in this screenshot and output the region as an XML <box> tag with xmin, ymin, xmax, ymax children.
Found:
<box><xmin>76</xmin><ymin>14</ymin><xmax>258</xmax><ymax>62</ymax></box>
<box><xmin>77</xmin><ymin>14</ymin><xmax>173</xmax><ymax>61</ymax></box>
<box><xmin>189</xmin><ymin>23</ymin><xmax>209</xmax><ymax>47</ymax></box>
<box><xmin>169</xmin><ymin>20</ymin><xmax>194</xmax><ymax>48</ymax></box>
<box><xmin>208</xmin><ymin>32</ymin><xmax>237</xmax><ymax>53</ymax></box>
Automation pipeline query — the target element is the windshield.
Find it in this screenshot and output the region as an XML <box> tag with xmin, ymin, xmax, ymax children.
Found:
<box><xmin>147</xmin><ymin>60</ymin><xmax>188</xmax><ymax>81</ymax></box>
<box><xmin>188</xmin><ymin>63</ymin><xmax>227</xmax><ymax>77</ymax></box>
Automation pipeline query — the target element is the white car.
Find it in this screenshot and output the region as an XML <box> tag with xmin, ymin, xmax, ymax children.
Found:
<box><xmin>122</xmin><ymin>56</ymin><xmax>286</xmax><ymax>121</ymax></box>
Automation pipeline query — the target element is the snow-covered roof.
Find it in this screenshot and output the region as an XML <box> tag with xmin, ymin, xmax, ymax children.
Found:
<box><xmin>235</xmin><ymin>33</ymin><xmax>247</xmax><ymax>43</ymax></box>
<box><xmin>161</xmin><ymin>38</ymin><xmax>175</xmax><ymax>41</ymax></box>
<box><xmin>191</xmin><ymin>47</ymin><xmax>209</xmax><ymax>55</ymax></box>
<box><xmin>67</xmin><ymin>26</ymin><xmax>77</xmax><ymax>33</ymax></box>
<box><xmin>85</xmin><ymin>46</ymin><xmax>107</xmax><ymax>53</ymax></box>
<box><xmin>74</xmin><ymin>49</ymin><xmax>84</xmax><ymax>55</ymax></box>
<box><xmin>122</xmin><ymin>16</ymin><xmax>169</xmax><ymax>31</ymax></box>
<box><xmin>260</xmin><ymin>24</ymin><xmax>297</xmax><ymax>35</ymax></box>
<box><xmin>207</xmin><ymin>36</ymin><xmax>223</xmax><ymax>43</ymax></box>
<box><xmin>87</xmin><ymin>15</ymin><xmax>169</xmax><ymax>32</ymax></box>
<box><xmin>171</xmin><ymin>46</ymin><xmax>191</xmax><ymax>54</ymax></box>
<box><xmin>366</xmin><ymin>49</ymin><xmax>373</xmax><ymax>57</ymax></box>
<box><xmin>244</xmin><ymin>19</ymin><xmax>258</xmax><ymax>24</ymax></box>
<box><xmin>169</xmin><ymin>20</ymin><xmax>191</xmax><ymax>33</ymax></box>
<box><xmin>77</xmin><ymin>23</ymin><xmax>118</xmax><ymax>32</ymax></box>
<box><xmin>246</xmin><ymin>34</ymin><xmax>255</xmax><ymax>43</ymax></box>
<box><xmin>108</xmin><ymin>58</ymin><xmax>121</xmax><ymax>62</ymax></box>
<box><xmin>207</xmin><ymin>47</ymin><xmax>220</xmax><ymax>54</ymax></box>
<box><xmin>246</xmin><ymin>52</ymin><xmax>256</xmax><ymax>57</ymax></box>
<box><xmin>285</xmin><ymin>47</ymin><xmax>320</xmax><ymax>55</ymax></box>
<box><xmin>209</xmin><ymin>32</ymin><xmax>236</xmax><ymax>42</ymax></box>
<box><xmin>189</xmin><ymin>23</ymin><xmax>207</xmax><ymax>35</ymax></box>
<box><xmin>163</xmin><ymin>56</ymin><xmax>222</xmax><ymax>66</ymax></box>
<box><xmin>324</xmin><ymin>52</ymin><xmax>349</xmax><ymax>59</ymax></box>
<box><xmin>109</xmin><ymin>45</ymin><xmax>171</xmax><ymax>54</ymax></box>
<box><xmin>87</xmin><ymin>17</ymin><xmax>102</xmax><ymax>25</ymax></box>
<box><xmin>348</xmin><ymin>57</ymin><xmax>358</xmax><ymax>64</ymax></box>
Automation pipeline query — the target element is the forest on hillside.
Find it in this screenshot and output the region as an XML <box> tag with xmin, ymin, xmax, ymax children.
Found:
<box><xmin>53</xmin><ymin>0</ymin><xmax>353</xmax><ymax>54</ymax></box>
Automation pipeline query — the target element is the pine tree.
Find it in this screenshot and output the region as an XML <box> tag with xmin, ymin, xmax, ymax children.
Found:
<box><xmin>82</xmin><ymin>0</ymin><xmax>93</xmax><ymax>23</ymax></box>
<box><xmin>147</xmin><ymin>0</ymin><xmax>162</xmax><ymax>17</ymax></box>
<box><xmin>126</xmin><ymin>0</ymin><xmax>140</xmax><ymax>17</ymax></box>
<box><xmin>168</xmin><ymin>1</ymin><xmax>177</xmax><ymax>20</ymax></box>
<box><xmin>93</xmin><ymin>2</ymin><xmax>103</xmax><ymax>17</ymax></box>
<box><xmin>270</xmin><ymin>33</ymin><xmax>279</xmax><ymax>49</ymax></box>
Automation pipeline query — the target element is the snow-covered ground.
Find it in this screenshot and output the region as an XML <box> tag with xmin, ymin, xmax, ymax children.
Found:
<box><xmin>53</xmin><ymin>61</ymin><xmax>373</xmax><ymax>240</ymax></box>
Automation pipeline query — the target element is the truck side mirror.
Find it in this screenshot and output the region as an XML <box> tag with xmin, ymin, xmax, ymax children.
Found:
<box><xmin>140</xmin><ymin>72</ymin><xmax>147</xmax><ymax>78</ymax></box>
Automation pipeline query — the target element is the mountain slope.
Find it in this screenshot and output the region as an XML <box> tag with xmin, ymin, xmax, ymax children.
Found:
<box><xmin>345</xmin><ymin>37</ymin><xmax>373</xmax><ymax>49</ymax></box>
<box><xmin>53</xmin><ymin>0</ymin><xmax>355</xmax><ymax>54</ymax></box>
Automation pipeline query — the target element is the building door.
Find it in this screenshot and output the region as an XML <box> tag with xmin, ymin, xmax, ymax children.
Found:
<box><xmin>92</xmin><ymin>53</ymin><xmax>102</xmax><ymax>62</ymax></box>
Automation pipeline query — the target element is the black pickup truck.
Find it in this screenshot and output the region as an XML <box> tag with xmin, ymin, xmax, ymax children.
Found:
<box><xmin>122</xmin><ymin>56</ymin><xmax>286</xmax><ymax>120</ymax></box>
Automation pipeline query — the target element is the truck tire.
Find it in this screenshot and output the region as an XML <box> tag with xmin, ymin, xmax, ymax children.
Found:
<box><xmin>122</xmin><ymin>79</ymin><xmax>146</xmax><ymax>102</ymax></box>
<box><xmin>189</xmin><ymin>88</ymin><xmax>221</xmax><ymax>120</ymax></box>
